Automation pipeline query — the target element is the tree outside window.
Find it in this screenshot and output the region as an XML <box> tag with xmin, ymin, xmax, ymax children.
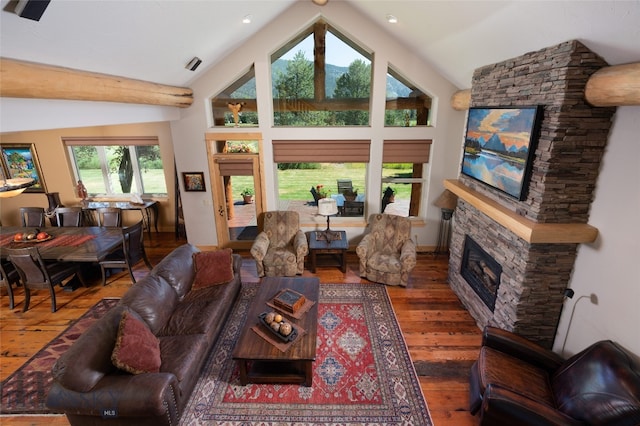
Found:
<box><xmin>68</xmin><ymin>143</ymin><xmax>167</xmax><ymax>196</ymax></box>
<box><xmin>271</xmin><ymin>22</ymin><xmax>372</xmax><ymax>127</ymax></box>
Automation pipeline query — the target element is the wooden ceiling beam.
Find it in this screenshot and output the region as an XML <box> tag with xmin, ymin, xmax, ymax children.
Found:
<box><xmin>585</xmin><ymin>63</ymin><xmax>640</xmax><ymax>107</ymax></box>
<box><xmin>450</xmin><ymin>62</ymin><xmax>640</xmax><ymax>110</ymax></box>
<box><xmin>0</xmin><ymin>58</ymin><xmax>193</xmax><ymax>108</ymax></box>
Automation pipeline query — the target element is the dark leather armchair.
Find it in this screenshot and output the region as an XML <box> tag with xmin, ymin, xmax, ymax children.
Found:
<box><xmin>470</xmin><ymin>326</ymin><xmax>640</xmax><ymax>426</ymax></box>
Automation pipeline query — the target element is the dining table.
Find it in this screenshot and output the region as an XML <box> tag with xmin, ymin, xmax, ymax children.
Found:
<box><xmin>0</xmin><ymin>226</ymin><xmax>124</xmax><ymax>290</ymax></box>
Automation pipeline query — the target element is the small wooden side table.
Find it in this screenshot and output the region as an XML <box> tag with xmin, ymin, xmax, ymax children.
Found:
<box><xmin>308</xmin><ymin>230</ymin><xmax>348</xmax><ymax>273</ymax></box>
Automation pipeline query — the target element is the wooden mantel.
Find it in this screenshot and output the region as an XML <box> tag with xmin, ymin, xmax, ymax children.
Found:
<box><xmin>444</xmin><ymin>179</ymin><xmax>598</xmax><ymax>244</ymax></box>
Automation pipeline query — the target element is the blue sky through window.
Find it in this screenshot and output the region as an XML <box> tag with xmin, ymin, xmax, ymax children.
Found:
<box><xmin>280</xmin><ymin>32</ymin><xmax>367</xmax><ymax>67</ymax></box>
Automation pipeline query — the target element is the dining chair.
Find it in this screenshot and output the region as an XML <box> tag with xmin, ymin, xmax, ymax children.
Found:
<box><xmin>337</xmin><ymin>179</ymin><xmax>353</xmax><ymax>195</ymax></box>
<box><xmin>20</xmin><ymin>207</ymin><xmax>46</xmax><ymax>227</ymax></box>
<box><xmin>46</xmin><ymin>192</ymin><xmax>63</xmax><ymax>226</ymax></box>
<box><xmin>6</xmin><ymin>247</ymin><xmax>80</xmax><ymax>312</ymax></box>
<box><xmin>309</xmin><ymin>186</ymin><xmax>321</xmax><ymax>206</ymax></box>
<box><xmin>96</xmin><ymin>207</ymin><xmax>122</xmax><ymax>227</ymax></box>
<box><xmin>0</xmin><ymin>261</ymin><xmax>21</xmax><ymax>310</ymax></box>
<box><xmin>99</xmin><ymin>220</ymin><xmax>152</xmax><ymax>285</ymax></box>
<box><xmin>55</xmin><ymin>207</ymin><xmax>84</xmax><ymax>227</ymax></box>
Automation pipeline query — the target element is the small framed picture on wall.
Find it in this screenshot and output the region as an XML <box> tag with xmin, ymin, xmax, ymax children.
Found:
<box><xmin>182</xmin><ymin>172</ymin><xmax>206</xmax><ymax>192</ymax></box>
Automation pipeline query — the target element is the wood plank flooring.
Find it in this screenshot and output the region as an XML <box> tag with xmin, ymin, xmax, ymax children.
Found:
<box><xmin>0</xmin><ymin>233</ymin><xmax>481</xmax><ymax>425</ymax></box>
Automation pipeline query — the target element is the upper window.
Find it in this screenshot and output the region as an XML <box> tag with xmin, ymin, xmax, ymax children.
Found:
<box><xmin>271</xmin><ymin>20</ymin><xmax>372</xmax><ymax>127</ymax></box>
<box><xmin>385</xmin><ymin>66</ymin><xmax>432</xmax><ymax>127</ymax></box>
<box><xmin>65</xmin><ymin>137</ymin><xmax>167</xmax><ymax>197</ymax></box>
<box><xmin>211</xmin><ymin>65</ymin><xmax>258</xmax><ymax>127</ymax></box>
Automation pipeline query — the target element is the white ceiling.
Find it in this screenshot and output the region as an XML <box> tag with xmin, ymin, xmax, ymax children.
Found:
<box><xmin>1</xmin><ymin>0</ymin><xmax>639</xmax><ymax>90</ymax></box>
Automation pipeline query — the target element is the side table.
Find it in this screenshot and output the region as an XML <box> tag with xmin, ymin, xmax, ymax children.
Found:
<box><xmin>308</xmin><ymin>230</ymin><xmax>348</xmax><ymax>273</ymax></box>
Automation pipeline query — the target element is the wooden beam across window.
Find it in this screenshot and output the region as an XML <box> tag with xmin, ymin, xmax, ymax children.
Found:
<box><xmin>212</xmin><ymin>97</ymin><xmax>428</xmax><ymax>113</ymax></box>
<box><xmin>0</xmin><ymin>57</ymin><xmax>193</xmax><ymax>108</ymax></box>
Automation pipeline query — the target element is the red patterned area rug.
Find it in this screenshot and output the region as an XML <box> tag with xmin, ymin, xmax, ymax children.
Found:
<box><xmin>0</xmin><ymin>298</ymin><xmax>120</xmax><ymax>414</ymax></box>
<box><xmin>180</xmin><ymin>283</ymin><xmax>432</xmax><ymax>425</ymax></box>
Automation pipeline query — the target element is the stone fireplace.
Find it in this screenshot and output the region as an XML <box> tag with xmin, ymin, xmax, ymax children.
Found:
<box><xmin>460</xmin><ymin>235</ymin><xmax>502</xmax><ymax>312</ymax></box>
<box><xmin>447</xmin><ymin>41</ymin><xmax>615</xmax><ymax>348</ymax></box>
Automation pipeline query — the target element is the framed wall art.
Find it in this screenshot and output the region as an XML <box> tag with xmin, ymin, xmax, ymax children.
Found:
<box><xmin>0</xmin><ymin>143</ymin><xmax>47</xmax><ymax>193</ymax></box>
<box><xmin>460</xmin><ymin>106</ymin><xmax>542</xmax><ymax>200</ymax></box>
<box><xmin>182</xmin><ymin>172</ymin><xmax>206</xmax><ymax>192</ymax></box>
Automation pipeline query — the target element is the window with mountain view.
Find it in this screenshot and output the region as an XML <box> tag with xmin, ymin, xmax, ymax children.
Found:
<box><xmin>271</xmin><ymin>20</ymin><xmax>372</xmax><ymax>127</ymax></box>
<box><xmin>211</xmin><ymin>65</ymin><xmax>258</xmax><ymax>127</ymax></box>
<box><xmin>385</xmin><ymin>66</ymin><xmax>432</xmax><ymax>127</ymax></box>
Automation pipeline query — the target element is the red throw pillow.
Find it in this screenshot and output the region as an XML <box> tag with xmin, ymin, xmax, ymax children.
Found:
<box><xmin>192</xmin><ymin>249</ymin><xmax>234</xmax><ymax>289</ymax></box>
<box><xmin>111</xmin><ymin>311</ymin><xmax>161</xmax><ymax>374</ymax></box>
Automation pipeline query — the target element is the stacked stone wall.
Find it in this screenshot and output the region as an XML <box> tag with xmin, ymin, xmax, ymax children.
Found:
<box><xmin>449</xmin><ymin>41</ymin><xmax>615</xmax><ymax>348</ymax></box>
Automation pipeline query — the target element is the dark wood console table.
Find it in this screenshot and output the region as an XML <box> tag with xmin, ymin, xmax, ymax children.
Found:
<box><xmin>308</xmin><ymin>230</ymin><xmax>348</xmax><ymax>273</ymax></box>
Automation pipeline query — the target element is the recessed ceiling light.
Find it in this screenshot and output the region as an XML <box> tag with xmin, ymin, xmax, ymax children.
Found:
<box><xmin>312</xmin><ymin>0</ymin><xmax>328</xmax><ymax>5</ymax></box>
<box><xmin>242</xmin><ymin>15</ymin><xmax>252</xmax><ymax>24</ymax></box>
<box><xmin>386</xmin><ymin>14</ymin><xmax>398</xmax><ymax>24</ymax></box>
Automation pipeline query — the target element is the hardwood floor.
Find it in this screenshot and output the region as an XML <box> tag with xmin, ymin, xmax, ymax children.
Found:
<box><xmin>0</xmin><ymin>233</ymin><xmax>481</xmax><ymax>425</ymax></box>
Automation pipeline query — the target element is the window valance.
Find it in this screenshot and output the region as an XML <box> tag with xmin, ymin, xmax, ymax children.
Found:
<box><xmin>272</xmin><ymin>140</ymin><xmax>370</xmax><ymax>163</ymax></box>
<box><xmin>383</xmin><ymin>140</ymin><xmax>432</xmax><ymax>163</ymax></box>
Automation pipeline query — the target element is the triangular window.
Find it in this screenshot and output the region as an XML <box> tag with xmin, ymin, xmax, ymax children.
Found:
<box><xmin>385</xmin><ymin>66</ymin><xmax>432</xmax><ymax>127</ymax></box>
<box><xmin>271</xmin><ymin>19</ymin><xmax>372</xmax><ymax>127</ymax></box>
<box><xmin>211</xmin><ymin>65</ymin><xmax>258</xmax><ymax>127</ymax></box>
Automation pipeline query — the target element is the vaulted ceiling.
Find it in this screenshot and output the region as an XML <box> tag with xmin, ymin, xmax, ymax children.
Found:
<box><xmin>1</xmin><ymin>0</ymin><xmax>639</xmax><ymax>91</ymax></box>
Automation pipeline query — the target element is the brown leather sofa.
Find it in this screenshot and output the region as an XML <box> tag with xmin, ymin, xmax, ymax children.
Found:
<box><xmin>46</xmin><ymin>244</ymin><xmax>242</xmax><ymax>425</ymax></box>
<box><xmin>470</xmin><ymin>326</ymin><xmax>640</xmax><ymax>425</ymax></box>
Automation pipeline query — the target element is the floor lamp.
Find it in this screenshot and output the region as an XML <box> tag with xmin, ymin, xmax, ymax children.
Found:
<box><xmin>434</xmin><ymin>189</ymin><xmax>458</xmax><ymax>255</ymax></box>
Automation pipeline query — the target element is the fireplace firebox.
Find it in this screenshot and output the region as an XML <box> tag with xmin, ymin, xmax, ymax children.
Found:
<box><xmin>460</xmin><ymin>235</ymin><xmax>502</xmax><ymax>311</ymax></box>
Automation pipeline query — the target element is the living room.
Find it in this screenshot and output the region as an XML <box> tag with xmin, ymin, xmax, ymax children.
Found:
<box><xmin>1</xmin><ymin>1</ymin><xmax>639</xmax><ymax>424</ymax></box>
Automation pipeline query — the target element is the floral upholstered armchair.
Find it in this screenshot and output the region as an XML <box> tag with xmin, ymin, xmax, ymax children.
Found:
<box><xmin>250</xmin><ymin>211</ymin><xmax>308</xmax><ymax>277</ymax></box>
<box><xmin>356</xmin><ymin>214</ymin><xmax>417</xmax><ymax>286</ymax></box>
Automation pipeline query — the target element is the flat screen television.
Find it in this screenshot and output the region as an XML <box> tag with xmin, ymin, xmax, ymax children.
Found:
<box><xmin>461</xmin><ymin>106</ymin><xmax>542</xmax><ymax>201</ymax></box>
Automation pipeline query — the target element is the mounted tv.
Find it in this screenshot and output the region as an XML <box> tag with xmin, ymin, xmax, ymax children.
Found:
<box><xmin>461</xmin><ymin>106</ymin><xmax>542</xmax><ymax>201</ymax></box>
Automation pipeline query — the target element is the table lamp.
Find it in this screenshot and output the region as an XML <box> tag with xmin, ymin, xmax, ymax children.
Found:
<box><xmin>317</xmin><ymin>198</ymin><xmax>340</xmax><ymax>242</ymax></box>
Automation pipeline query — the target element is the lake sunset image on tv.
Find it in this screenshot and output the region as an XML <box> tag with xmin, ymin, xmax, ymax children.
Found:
<box><xmin>461</xmin><ymin>106</ymin><xmax>542</xmax><ymax>200</ymax></box>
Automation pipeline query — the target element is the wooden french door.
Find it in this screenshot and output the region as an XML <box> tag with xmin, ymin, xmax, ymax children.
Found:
<box><xmin>206</xmin><ymin>133</ymin><xmax>265</xmax><ymax>249</ymax></box>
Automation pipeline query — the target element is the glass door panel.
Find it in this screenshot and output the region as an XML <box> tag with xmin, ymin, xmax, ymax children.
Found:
<box><xmin>210</xmin><ymin>154</ymin><xmax>263</xmax><ymax>248</ymax></box>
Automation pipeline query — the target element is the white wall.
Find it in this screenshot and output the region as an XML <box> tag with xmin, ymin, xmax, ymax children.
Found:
<box><xmin>553</xmin><ymin>106</ymin><xmax>640</xmax><ymax>357</ymax></box>
<box><xmin>0</xmin><ymin>98</ymin><xmax>181</xmax><ymax>133</ymax></box>
<box><xmin>170</xmin><ymin>0</ymin><xmax>465</xmax><ymax>247</ymax></box>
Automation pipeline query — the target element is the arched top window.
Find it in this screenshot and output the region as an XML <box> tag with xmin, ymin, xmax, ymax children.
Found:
<box><xmin>271</xmin><ymin>19</ymin><xmax>373</xmax><ymax>127</ymax></box>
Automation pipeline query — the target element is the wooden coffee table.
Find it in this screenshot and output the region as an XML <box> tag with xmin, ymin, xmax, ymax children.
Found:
<box><xmin>232</xmin><ymin>276</ymin><xmax>319</xmax><ymax>386</ymax></box>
